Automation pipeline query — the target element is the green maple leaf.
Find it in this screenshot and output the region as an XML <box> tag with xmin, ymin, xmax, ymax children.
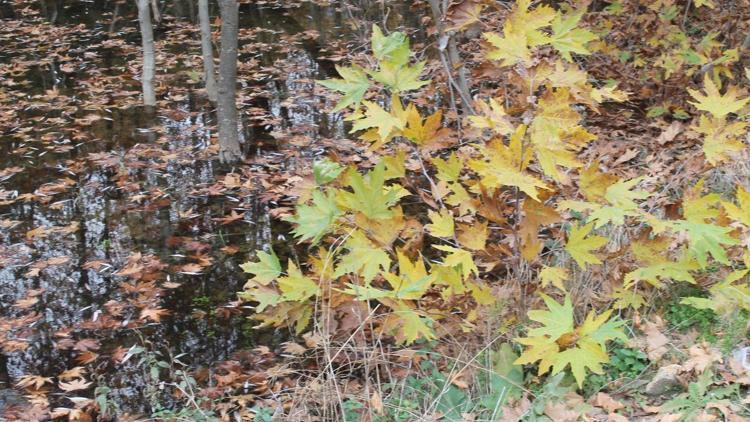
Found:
<box><xmin>240</xmin><ymin>249</ymin><xmax>281</xmax><ymax>285</ymax></box>
<box><xmin>585</xmin><ymin>177</ymin><xmax>648</xmax><ymax>227</ymax></box>
<box><xmin>340</xmin><ymin>283</ymin><xmax>395</xmax><ymax>300</ymax></box>
<box><xmin>563</xmin><ymin>177</ymin><xmax>647</xmax><ymax>229</ymax></box>
<box><xmin>515</xmin><ymin>295</ymin><xmax>626</xmax><ymax>388</ymax></box>
<box><xmin>278</xmin><ymin>261</ymin><xmax>320</xmax><ymax>302</ymax></box>
<box><xmin>317</xmin><ymin>65</ymin><xmax>370</xmax><ymax>112</ymax></box>
<box><xmin>434</xmin><ymin>245</ymin><xmax>478</xmax><ymax>281</ymax></box>
<box><xmin>674</xmin><ymin>220</ymin><xmax>737</xmax><ymax>268</ymax></box>
<box><xmin>432</xmin><ymin>153</ymin><xmax>463</xmax><ymax>183</ymax></box>
<box><xmin>350</xmin><ymin>100</ymin><xmax>406</xmax><ymax>140</ymax></box>
<box><xmin>366</xmin><ymin>61</ymin><xmax>430</xmax><ymax>93</ymax></box>
<box><xmin>580</xmin><ymin>311</ymin><xmax>627</xmax><ymax>346</ymax></box>
<box><xmin>238</xmin><ymin>284</ymin><xmax>281</xmax><ymax>312</ymax></box>
<box><xmin>398</xmin><ymin>309</ymin><xmax>435</xmax><ymax>344</ymax></box>
<box><xmin>313</xmin><ymin>158</ymin><xmax>344</xmax><ymax>185</ymax></box>
<box><xmin>382</xmin><ymin>250</ymin><xmax>434</xmax><ymax>300</ymax></box>
<box><xmin>383</xmin><ymin>274</ymin><xmax>433</xmax><ymax>300</ymax></box>
<box><xmin>371</xmin><ymin>25</ymin><xmax>410</xmax><ymax>67</ymax></box>
<box><xmin>334</xmin><ymin>230</ymin><xmax>391</xmax><ymax>282</ymax></box>
<box><xmin>285</xmin><ymin>189</ymin><xmax>342</xmax><ymax>244</ymax></box>
<box><xmin>565</xmin><ymin>223</ymin><xmax>607</xmax><ymax>268</ymax></box>
<box><xmin>549</xmin><ymin>9</ymin><xmax>598</xmax><ymax>61</ymax></box>
<box><xmin>587</xmin><ymin>205</ymin><xmax>627</xmax><ymax>228</ymax></box>
<box><xmin>610</xmin><ymin>287</ymin><xmax>646</xmax><ymax>310</ymax></box>
<box><xmin>624</xmin><ymin>257</ymin><xmax>699</xmax><ymax>288</ymax></box>
<box><xmin>338</xmin><ymin>162</ymin><xmax>400</xmax><ymax>220</ymax></box>
<box><xmin>684</xmin><ymin>270</ymin><xmax>750</xmax><ymax>314</ymax></box>
<box><xmin>688</xmin><ymin>75</ymin><xmax>750</xmax><ymax>118</ymax></box>
<box><xmin>604</xmin><ymin>177</ymin><xmax>648</xmax><ymax>211</ymax></box>
<box><xmin>527</xmin><ymin>294</ymin><xmax>575</xmax><ymax>339</ymax></box>
<box><xmin>384</xmin><ymin>301</ymin><xmax>437</xmax><ymax>344</ymax></box>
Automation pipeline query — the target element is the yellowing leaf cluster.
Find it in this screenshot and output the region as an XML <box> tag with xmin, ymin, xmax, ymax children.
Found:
<box><xmin>515</xmin><ymin>295</ymin><xmax>626</xmax><ymax>388</ymax></box>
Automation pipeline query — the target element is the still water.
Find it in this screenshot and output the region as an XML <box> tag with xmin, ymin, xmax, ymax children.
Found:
<box><xmin>0</xmin><ymin>0</ymin><xmax>421</xmax><ymax>414</ymax></box>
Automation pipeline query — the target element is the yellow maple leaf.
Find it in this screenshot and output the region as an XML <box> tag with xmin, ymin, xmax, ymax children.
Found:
<box><xmin>515</xmin><ymin>294</ymin><xmax>626</xmax><ymax>388</ymax></box>
<box><xmin>565</xmin><ymin>223</ymin><xmax>607</xmax><ymax>268</ymax></box>
<box><xmin>483</xmin><ymin>29</ymin><xmax>533</xmax><ymax>67</ymax></box>
<box><xmin>401</xmin><ymin>105</ymin><xmax>449</xmax><ymax>146</ymax></box>
<box><xmin>432</xmin><ymin>152</ymin><xmax>463</xmax><ymax>183</ymax></box>
<box><xmin>426</xmin><ymin>208</ymin><xmax>455</xmax><ymax>238</ymax></box>
<box><xmin>529</xmin><ymin>89</ymin><xmax>592</xmax><ymax>183</ymax></box>
<box><xmin>691</xmin><ymin>115</ymin><xmax>746</xmax><ymax>165</ymax></box>
<box><xmin>379</xmin><ymin>299</ymin><xmax>437</xmax><ymax>344</ymax></box>
<box><xmin>723</xmin><ymin>186</ymin><xmax>750</xmax><ymax>227</ymax></box>
<box><xmin>457</xmin><ymin>221</ymin><xmax>489</xmax><ymax>251</ymax></box>
<box><xmin>278</xmin><ymin>261</ymin><xmax>320</xmax><ymax>302</ymax></box>
<box><xmin>483</xmin><ymin>0</ymin><xmax>555</xmax><ymax>67</ymax></box>
<box><xmin>506</xmin><ymin>0</ymin><xmax>556</xmax><ymax>47</ymax></box>
<box><xmin>687</xmin><ymin>75</ymin><xmax>750</xmax><ymax>118</ymax></box>
<box><xmin>470</xmin><ymin>137</ymin><xmax>549</xmax><ymax>201</ymax></box>
<box><xmin>694</xmin><ymin>0</ymin><xmax>716</xmax><ymax>9</ymax></box>
<box><xmin>549</xmin><ymin>9</ymin><xmax>597</xmax><ymax>62</ymax></box>
<box><xmin>350</xmin><ymin>100</ymin><xmax>406</xmax><ymax>142</ymax></box>
<box><xmin>579</xmin><ymin>161</ymin><xmax>618</xmax><ymax>203</ymax></box>
<box><xmin>467</xmin><ymin>98</ymin><xmax>514</xmax><ymax>136</ymax></box>
<box><xmin>434</xmin><ymin>245</ymin><xmax>478</xmax><ymax>281</ymax></box>
<box><xmin>539</xmin><ymin>266</ymin><xmax>569</xmax><ymax>291</ymax></box>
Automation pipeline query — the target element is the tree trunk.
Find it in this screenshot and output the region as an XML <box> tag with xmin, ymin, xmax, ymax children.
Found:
<box><xmin>426</xmin><ymin>0</ymin><xmax>474</xmax><ymax>116</ymax></box>
<box><xmin>217</xmin><ymin>0</ymin><xmax>242</xmax><ymax>163</ymax></box>
<box><xmin>150</xmin><ymin>0</ymin><xmax>161</xmax><ymax>23</ymax></box>
<box><xmin>199</xmin><ymin>0</ymin><xmax>218</xmax><ymax>102</ymax></box>
<box><xmin>137</xmin><ymin>0</ymin><xmax>157</xmax><ymax>106</ymax></box>
<box><xmin>109</xmin><ymin>2</ymin><xmax>120</xmax><ymax>33</ymax></box>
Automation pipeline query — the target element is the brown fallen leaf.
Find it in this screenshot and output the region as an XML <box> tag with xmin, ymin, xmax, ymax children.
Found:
<box><xmin>177</xmin><ymin>263</ymin><xmax>204</xmax><ymax>274</ymax></box>
<box><xmin>140</xmin><ymin>308</ymin><xmax>170</xmax><ymax>322</ymax></box>
<box><xmin>657</xmin><ymin>121</ymin><xmax>683</xmax><ymax>145</ymax></box>
<box><xmin>591</xmin><ymin>392</ymin><xmax>624</xmax><ymax>412</ymax></box>
<box><xmin>59</xmin><ymin>378</ymin><xmax>93</xmax><ymax>392</ymax></box>
<box><xmin>446</xmin><ymin>0</ymin><xmax>485</xmax><ymax>32</ymax></box>
<box><xmin>74</xmin><ymin>338</ymin><xmax>100</xmax><ymax>352</ymax></box>
<box><xmin>46</xmin><ymin>255</ymin><xmax>70</xmax><ymax>266</ymax></box>
<box><xmin>370</xmin><ymin>390</ymin><xmax>384</xmax><ymax>415</ymax></box>
<box><xmin>608</xmin><ymin>413</ymin><xmax>629</xmax><ymax>422</ymax></box>
<box><xmin>613</xmin><ymin>148</ymin><xmax>639</xmax><ymax>166</ymax></box>
<box><xmin>16</xmin><ymin>374</ymin><xmax>54</xmax><ymax>390</ymax></box>
<box><xmin>13</xmin><ymin>296</ymin><xmax>38</xmax><ymax>309</ymax></box>
<box><xmin>76</xmin><ymin>351</ymin><xmax>99</xmax><ymax>365</ymax></box>
<box><xmin>683</xmin><ymin>343</ymin><xmax>722</xmax><ymax>374</ymax></box>
<box><xmin>642</xmin><ymin>319</ymin><xmax>670</xmax><ymax>361</ymax></box>
<box><xmin>281</xmin><ymin>342</ymin><xmax>307</xmax><ymax>356</ymax></box>
<box><xmin>58</xmin><ymin>367</ymin><xmax>87</xmax><ymax>381</ymax></box>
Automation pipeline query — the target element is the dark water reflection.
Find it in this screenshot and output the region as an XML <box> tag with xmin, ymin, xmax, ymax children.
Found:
<box><xmin>0</xmin><ymin>0</ymin><xmax>421</xmax><ymax>415</ymax></box>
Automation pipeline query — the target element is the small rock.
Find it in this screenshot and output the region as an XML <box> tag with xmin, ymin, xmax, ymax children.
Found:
<box><xmin>645</xmin><ymin>364</ymin><xmax>682</xmax><ymax>396</ymax></box>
